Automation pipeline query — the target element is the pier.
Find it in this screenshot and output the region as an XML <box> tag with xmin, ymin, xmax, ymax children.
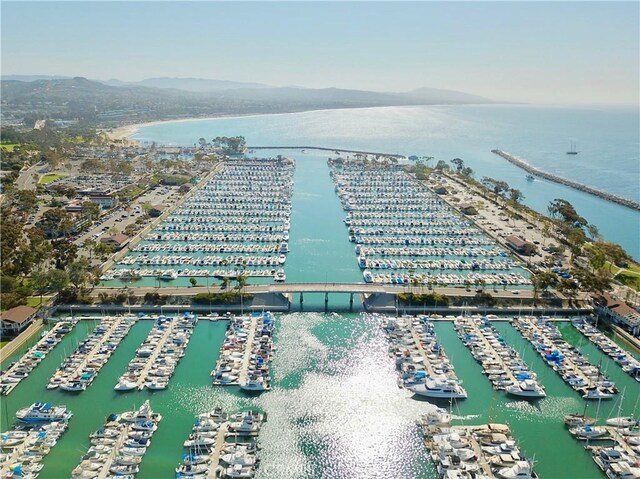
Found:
<box><xmin>204</xmin><ymin>423</ymin><xmax>229</xmax><ymax>479</ymax></box>
<box><xmin>1</xmin><ymin>319</ymin><xmax>77</xmax><ymax>395</ymax></box>
<box><xmin>492</xmin><ymin>149</ymin><xmax>640</xmax><ymax>211</ymax></box>
<box><xmin>49</xmin><ymin>316</ymin><xmax>135</xmax><ymax>391</ymax></box>
<box><xmin>513</xmin><ymin>316</ymin><xmax>616</xmax><ymax>399</ymax></box>
<box><xmin>134</xmin><ymin>317</ymin><xmax>179</xmax><ymax>390</ymax></box>
<box><xmin>421</xmin><ymin>422</ymin><xmax>537</xmax><ymax>479</ymax></box>
<box><xmin>237</xmin><ymin>315</ymin><xmax>258</xmax><ymax>386</ymax></box>
<box><xmin>454</xmin><ymin>316</ymin><xmax>533</xmax><ymax>394</ymax></box>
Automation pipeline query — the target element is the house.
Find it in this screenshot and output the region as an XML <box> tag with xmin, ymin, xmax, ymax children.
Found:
<box><xmin>459</xmin><ymin>203</ymin><xmax>478</xmax><ymax>215</ymax></box>
<box><xmin>88</xmin><ymin>194</ymin><xmax>118</xmax><ymax>209</ymax></box>
<box><xmin>505</xmin><ymin>235</ymin><xmax>535</xmax><ymax>255</ymax></box>
<box><xmin>148</xmin><ymin>205</ymin><xmax>163</xmax><ymax>218</ymax></box>
<box><xmin>100</xmin><ymin>233</ymin><xmax>130</xmax><ymax>250</ymax></box>
<box><xmin>594</xmin><ymin>293</ymin><xmax>640</xmax><ymax>337</ymax></box>
<box><xmin>1</xmin><ymin>306</ymin><xmax>38</xmax><ymax>337</ymax></box>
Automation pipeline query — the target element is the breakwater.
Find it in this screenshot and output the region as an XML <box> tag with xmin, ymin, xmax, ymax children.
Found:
<box><xmin>492</xmin><ymin>149</ymin><xmax>640</xmax><ymax>211</ymax></box>
<box><xmin>249</xmin><ymin>145</ymin><xmax>406</xmax><ymax>158</ymax></box>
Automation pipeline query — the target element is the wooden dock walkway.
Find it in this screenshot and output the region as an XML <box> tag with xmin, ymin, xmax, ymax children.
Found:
<box><xmin>237</xmin><ymin>315</ymin><xmax>258</xmax><ymax>385</ymax></box>
<box><xmin>135</xmin><ymin>318</ymin><xmax>177</xmax><ymax>390</ymax></box>
<box><xmin>55</xmin><ymin>317</ymin><xmax>129</xmax><ymax>384</ymax></box>
<box><xmin>205</xmin><ymin>423</ymin><xmax>229</xmax><ymax>479</ymax></box>
<box><xmin>96</xmin><ymin>423</ymin><xmax>129</xmax><ymax>479</ymax></box>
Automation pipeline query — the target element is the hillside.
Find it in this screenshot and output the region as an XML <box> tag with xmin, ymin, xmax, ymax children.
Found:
<box><xmin>1</xmin><ymin>77</ymin><xmax>496</xmax><ymax>126</ymax></box>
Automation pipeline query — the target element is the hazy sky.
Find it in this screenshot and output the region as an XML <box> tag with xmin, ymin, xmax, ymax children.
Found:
<box><xmin>2</xmin><ymin>1</ymin><xmax>638</xmax><ymax>105</ymax></box>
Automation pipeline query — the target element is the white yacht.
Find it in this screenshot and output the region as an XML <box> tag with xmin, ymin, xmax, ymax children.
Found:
<box><xmin>159</xmin><ymin>270</ymin><xmax>178</xmax><ymax>280</ymax></box>
<box><xmin>16</xmin><ymin>403</ymin><xmax>72</xmax><ymax>423</ymax></box>
<box><xmin>408</xmin><ymin>378</ymin><xmax>468</xmax><ymax>399</ymax></box>
<box><xmin>363</xmin><ymin>270</ymin><xmax>373</xmax><ymax>283</ymax></box>
<box><xmin>114</xmin><ymin>378</ymin><xmax>138</xmax><ymax>391</ymax></box>
<box><xmin>274</xmin><ymin>269</ymin><xmax>286</xmax><ymax>282</ymax></box>
<box><xmin>279</xmin><ymin>241</ymin><xmax>289</xmax><ymax>253</ymax></box>
<box><xmin>495</xmin><ymin>461</ymin><xmax>537</xmax><ymax>479</ymax></box>
<box><xmin>240</xmin><ymin>377</ymin><xmax>269</xmax><ymax>392</ymax></box>
<box><xmin>506</xmin><ymin>379</ymin><xmax>546</xmax><ymax>399</ymax></box>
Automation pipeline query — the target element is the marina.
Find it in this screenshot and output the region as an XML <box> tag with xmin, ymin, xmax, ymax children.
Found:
<box><xmin>420</xmin><ymin>412</ymin><xmax>538</xmax><ymax>479</ymax></box>
<box><xmin>572</xmin><ymin>318</ymin><xmax>640</xmax><ymax>382</ymax></box>
<box><xmin>0</xmin><ymin>403</ymin><xmax>71</xmax><ymax>479</ymax></box>
<box><xmin>47</xmin><ymin>316</ymin><xmax>135</xmax><ymax>393</ymax></box>
<box><xmin>211</xmin><ymin>312</ymin><xmax>275</xmax><ymax>392</ymax></box>
<box><xmin>329</xmin><ymin>158</ymin><xmax>531</xmax><ymax>287</ymax></box>
<box><xmin>454</xmin><ymin>315</ymin><xmax>546</xmax><ymax>398</ymax></box>
<box><xmin>1</xmin><ymin>320</ymin><xmax>78</xmax><ymax>396</ymax></box>
<box><xmin>176</xmin><ymin>409</ymin><xmax>264</xmax><ymax>479</ymax></box>
<box><xmin>379</xmin><ymin>313</ymin><xmax>467</xmax><ymax>399</ymax></box>
<box><xmin>114</xmin><ymin>313</ymin><xmax>198</xmax><ymax>392</ymax></box>
<box><xmin>102</xmin><ymin>158</ymin><xmax>295</xmax><ymax>285</ymax></box>
<box><xmin>513</xmin><ymin>316</ymin><xmax>618</xmax><ymax>400</ymax></box>
<box><xmin>71</xmin><ymin>400</ymin><xmax>161</xmax><ymax>479</ymax></box>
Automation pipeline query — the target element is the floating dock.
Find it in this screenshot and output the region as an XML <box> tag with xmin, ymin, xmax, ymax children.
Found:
<box><xmin>513</xmin><ymin>316</ymin><xmax>617</xmax><ymax>399</ymax></box>
<box><xmin>1</xmin><ymin>319</ymin><xmax>78</xmax><ymax>395</ymax></box>
<box><xmin>420</xmin><ymin>420</ymin><xmax>538</xmax><ymax>479</ymax></box>
<box><xmin>48</xmin><ymin>316</ymin><xmax>135</xmax><ymax>392</ymax></box>
<box><xmin>454</xmin><ymin>315</ymin><xmax>545</xmax><ymax>397</ymax></box>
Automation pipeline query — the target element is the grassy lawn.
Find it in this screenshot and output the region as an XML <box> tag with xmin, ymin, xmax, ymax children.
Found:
<box><xmin>0</xmin><ymin>143</ymin><xmax>20</xmax><ymax>152</ymax></box>
<box><xmin>617</xmin><ymin>272</ymin><xmax>640</xmax><ymax>291</ymax></box>
<box><xmin>38</xmin><ymin>173</ymin><xmax>67</xmax><ymax>184</ymax></box>
<box><xmin>26</xmin><ymin>296</ymin><xmax>52</xmax><ymax>308</ymax></box>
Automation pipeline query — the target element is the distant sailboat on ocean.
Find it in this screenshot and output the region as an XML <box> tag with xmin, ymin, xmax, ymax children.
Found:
<box><xmin>567</xmin><ymin>141</ymin><xmax>579</xmax><ymax>155</ymax></box>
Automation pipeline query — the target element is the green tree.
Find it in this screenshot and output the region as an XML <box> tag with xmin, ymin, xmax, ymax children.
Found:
<box><xmin>189</xmin><ymin>277</ymin><xmax>198</xmax><ymax>287</ymax></box>
<box><xmin>52</xmin><ymin>238</ymin><xmax>78</xmax><ymax>270</ymax></box>
<box><xmin>68</xmin><ymin>259</ymin><xmax>90</xmax><ymax>290</ymax></box>
<box><xmin>46</xmin><ymin>268</ymin><xmax>69</xmax><ymax>293</ymax></box>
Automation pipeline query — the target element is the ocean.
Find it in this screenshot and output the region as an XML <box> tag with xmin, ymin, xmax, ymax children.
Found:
<box><xmin>132</xmin><ymin>104</ymin><xmax>640</xmax><ymax>259</ymax></box>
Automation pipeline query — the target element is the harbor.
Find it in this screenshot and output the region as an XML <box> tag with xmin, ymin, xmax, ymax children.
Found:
<box><xmin>454</xmin><ymin>314</ymin><xmax>546</xmax><ymax>398</ymax></box>
<box><xmin>101</xmin><ymin>158</ymin><xmax>295</xmax><ymax>286</ymax></box>
<box><xmin>380</xmin><ymin>313</ymin><xmax>468</xmax><ymax>399</ymax></box>
<box><xmin>176</xmin><ymin>409</ymin><xmax>264</xmax><ymax>479</ymax></box>
<box><xmin>71</xmin><ymin>400</ymin><xmax>161</xmax><ymax>478</ymax></box>
<box><xmin>0</xmin><ymin>403</ymin><xmax>71</xmax><ymax>478</ymax></box>
<box><xmin>1</xmin><ymin>320</ymin><xmax>78</xmax><ymax>396</ymax></box>
<box><xmin>573</xmin><ymin>318</ymin><xmax>640</xmax><ymax>382</ymax></box>
<box><xmin>1</xmin><ymin>312</ymin><xmax>640</xmax><ymax>478</ymax></box>
<box><xmin>212</xmin><ymin>312</ymin><xmax>275</xmax><ymax>392</ymax></box>
<box><xmin>513</xmin><ymin>316</ymin><xmax>618</xmax><ymax>400</ymax></box>
<box><xmin>329</xmin><ymin>157</ymin><xmax>531</xmax><ymax>287</ymax></box>
<box><xmin>114</xmin><ymin>313</ymin><xmax>198</xmax><ymax>392</ymax></box>
<box><xmin>47</xmin><ymin>316</ymin><xmax>135</xmax><ymax>393</ymax></box>
<box><xmin>419</xmin><ymin>410</ymin><xmax>538</xmax><ymax>479</ymax></box>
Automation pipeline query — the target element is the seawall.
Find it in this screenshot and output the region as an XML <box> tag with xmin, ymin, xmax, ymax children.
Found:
<box><xmin>492</xmin><ymin>149</ymin><xmax>640</xmax><ymax>211</ymax></box>
<box><xmin>249</xmin><ymin>146</ymin><xmax>405</xmax><ymax>159</ymax></box>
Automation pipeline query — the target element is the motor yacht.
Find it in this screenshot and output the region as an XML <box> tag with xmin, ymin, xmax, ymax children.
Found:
<box><xmin>16</xmin><ymin>403</ymin><xmax>72</xmax><ymax>423</ymax></box>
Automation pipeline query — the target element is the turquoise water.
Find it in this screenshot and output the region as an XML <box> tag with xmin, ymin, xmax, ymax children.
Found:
<box><xmin>133</xmin><ymin>105</ymin><xmax>640</xmax><ymax>258</ymax></box>
<box><xmin>2</xmin><ymin>315</ymin><xmax>639</xmax><ymax>478</ymax></box>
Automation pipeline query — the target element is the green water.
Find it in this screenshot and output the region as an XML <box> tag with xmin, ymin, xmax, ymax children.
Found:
<box><xmin>2</xmin><ymin>152</ymin><xmax>640</xmax><ymax>478</ymax></box>
<box><xmin>2</xmin><ymin>314</ymin><xmax>640</xmax><ymax>478</ymax></box>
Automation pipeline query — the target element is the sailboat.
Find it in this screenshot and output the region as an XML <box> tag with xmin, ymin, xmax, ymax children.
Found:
<box><xmin>566</xmin><ymin>141</ymin><xmax>579</xmax><ymax>155</ymax></box>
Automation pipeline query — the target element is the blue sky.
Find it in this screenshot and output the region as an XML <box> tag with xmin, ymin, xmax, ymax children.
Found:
<box><xmin>2</xmin><ymin>1</ymin><xmax>638</xmax><ymax>105</ymax></box>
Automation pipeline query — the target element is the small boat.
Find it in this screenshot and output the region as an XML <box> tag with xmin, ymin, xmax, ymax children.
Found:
<box><xmin>606</xmin><ymin>416</ymin><xmax>638</xmax><ymax>428</ymax></box>
<box><xmin>570</xmin><ymin>425</ymin><xmax>609</xmax><ymax>440</ymax></box>
<box><xmin>220</xmin><ymin>451</ymin><xmax>258</xmax><ymax>466</ymax></box>
<box><xmin>526</xmin><ymin>174</ymin><xmax>535</xmax><ymax>181</ymax></box>
<box><xmin>114</xmin><ymin>378</ymin><xmax>137</xmax><ymax>391</ymax></box>
<box><xmin>564</xmin><ymin>413</ymin><xmax>596</xmax><ymax>427</ymax></box>
<box><xmin>176</xmin><ymin>464</ymin><xmax>209</xmax><ymax>475</ymax></box>
<box><xmin>274</xmin><ymin>269</ymin><xmax>286</xmax><ymax>282</ymax></box>
<box><xmin>567</xmin><ymin>141</ymin><xmax>579</xmax><ymax>155</ymax></box>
